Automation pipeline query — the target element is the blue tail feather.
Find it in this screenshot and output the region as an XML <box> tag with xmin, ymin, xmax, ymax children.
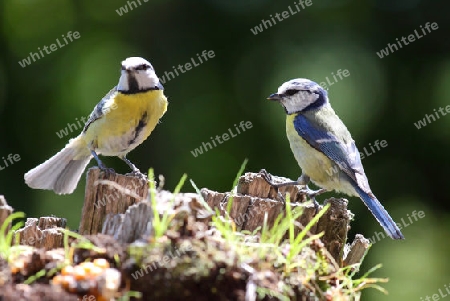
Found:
<box><xmin>353</xmin><ymin>185</ymin><xmax>404</xmax><ymax>240</ymax></box>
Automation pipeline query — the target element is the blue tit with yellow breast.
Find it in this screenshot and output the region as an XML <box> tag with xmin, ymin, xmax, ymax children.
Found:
<box><xmin>266</xmin><ymin>78</ymin><xmax>404</xmax><ymax>240</ymax></box>
<box><xmin>25</xmin><ymin>57</ymin><xmax>168</xmax><ymax>194</ymax></box>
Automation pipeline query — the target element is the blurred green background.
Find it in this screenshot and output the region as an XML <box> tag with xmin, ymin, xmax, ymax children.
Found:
<box><xmin>1</xmin><ymin>0</ymin><xmax>449</xmax><ymax>300</ymax></box>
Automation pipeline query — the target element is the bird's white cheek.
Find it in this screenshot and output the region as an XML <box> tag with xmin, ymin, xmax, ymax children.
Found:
<box><xmin>282</xmin><ymin>98</ymin><xmax>308</xmax><ymax>114</ymax></box>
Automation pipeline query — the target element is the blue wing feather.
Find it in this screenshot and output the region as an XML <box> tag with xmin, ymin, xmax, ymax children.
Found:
<box><xmin>292</xmin><ymin>114</ymin><xmax>404</xmax><ymax>239</ymax></box>
<box><xmin>292</xmin><ymin>114</ymin><xmax>371</xmax><ymax>194</ymax></box>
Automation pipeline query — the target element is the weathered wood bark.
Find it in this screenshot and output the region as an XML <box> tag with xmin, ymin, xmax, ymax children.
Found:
<box><xmin>201</xmin><ymin>172</ymin><xmax>352</xmax><ymax>264</ymax></box>
<box><xmin>101</xmin><ymin>190</ymin><xmax>208</xmax><ymax>243</ymax></box>
<box><xmin>81</xmin><ymin>170</ymin><xmax>361</xmax><ymax>267</ymax></box>
<box><xmin>3</xmin><ymin>169</ymin><xmax>375</xmax><ymax>300</ymax></box>
<box><xmin>343</xmin><ymin>234</ymin><xmax>371</xmax><ymax>269</ymax></box>
<box><xmin>102</xmin><ymin>202</ymin><xmax>153</xmax><ymax>243</ymax></box>
<box><xmin>315</xmin><ymin>198</ymin><xmax>352</xmax><ymax>266</ymax></box>
<box><xmin>14</xmin><ymin>217</ymin><xmax>67</xmax><ymax>250</ymax></box>
<box><xmin>79</xmin><ymin>167</ymin><xmax>148</xmax><ymax>235</ymax></box>
<box><xmin>0</xmin><ymin>196</ymin><xmax>13</xmax><ymax>234</ymax></box>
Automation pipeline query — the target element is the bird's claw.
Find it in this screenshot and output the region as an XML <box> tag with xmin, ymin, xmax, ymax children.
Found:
<box><xmin>299</xmin><ymin>187</ymin><xmax>326</xmax><ymax>199</ymax></box>
<box><xmin>99</xmin><ymin>165</ymin><xmax>115</xmax><ymax>175</ymax></box>
<box><xmin>126</xmin><ymin>169</ymin><xmax>147</xmax><ymax>180</ymax></box>
<box><xmin>259</xmin><ymin>169</ymin><xmax>275</xmax><ymax>185</ymax></box>
<box><xmin>259</xmin><ymin>169</ymin><xmax>286</xmax><ymax>204</ymax></box>
<box><xmin>259</xmin><ymin>169</ymin><xmax>299</xmax><ymax>188</ymax></box>
<box><xmin>298</xmin><ymin>187</ymin><xmax>326</xmax><ymax>213</ymax></box>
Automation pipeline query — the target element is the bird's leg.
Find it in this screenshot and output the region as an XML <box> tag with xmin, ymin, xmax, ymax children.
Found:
<box><xmin>120</xmin><ymin>156</ymin><xmax>147</xmax><ymax>179</ymax></box>
<box><xmin>91</xmin><ymin>150</ymin><xmax>115</xmax><ymax>174</ymax></box>
<box><xmin>295</xmin><ymin>174</ymin><xmax>326</xmax><ymax>212</ymax></box>
<box><xmin>258</xmin><ymin>169</ymin><xmax>286</xmax><ymax>203</ymax></box>
<box><xmin>259</xmin><ymin>170</ymin><xmax>326</xmax><ymax>208</ymax></box>
<box><xmin>260</xmin><ymin>170</ymin><xmax>312</xmax><ymax>189</ymax></box>
<box><xmin>296</xmin><ymin>174</ymin><xmax>326</xmax><ymax>197</ymax></box>
<box><xmin>259</xmin><ymin>169</ymin><xmax>301</xmax><ymax>188</ymax></box>
<box><xmin>291</xmin><ymin>174</ymin><xmax>325</xmax><ymax>210</ymax></box>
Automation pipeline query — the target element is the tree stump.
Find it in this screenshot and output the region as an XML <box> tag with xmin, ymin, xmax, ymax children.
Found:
<box><xmin>78</xmin><ymin>167</ymin><xmax>148</xmax><ymax>235</ymax></box>
<box><xmin>14</xmin><ymin>217</ymin><xmax>67</xmax><ymax>250</ymax></box>
<box><xmin>0</xmin><ymin>196</ymin><xmax>13</xmax><ymax>235</ymax></box>
<box><xmin>78</xmin><ymin>170</ymin><xmax>365</xmax><ymax>267</ymax></box>
<box><xmin>343</xmin><ymin>234</ymin><xmax>371</xmax><ymax>269</ymax></box>
<box><xmin>102</xmin><ymin>201</ymin><xmax>153</xmax><ymax>243</ymax></box>
<box><xmin>200</xmin><ymin>172</ymin><xmax>353</xmax><ymax>265</ymax></box>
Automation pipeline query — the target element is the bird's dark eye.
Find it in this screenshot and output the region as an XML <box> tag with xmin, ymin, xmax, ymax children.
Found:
<box><xmin>284</xmin><ymin>89</ymin><xmax>299</xmax><ymax>96</ymax></box>
<box><xmin>135</xmin><ymin>64</ymin><xmax>149</xmax><ymax>71</ymax></box>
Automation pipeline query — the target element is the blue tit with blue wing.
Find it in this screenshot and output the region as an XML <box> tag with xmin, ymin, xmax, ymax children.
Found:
<box><xmin>24</xmin><ymin>57</ymin><xmax>168</xmax><ymax>195</ymax></box>
<box><xmin>266</xmin><ymin>78</ymin><xmax>404</xmax><ymax>240</ymax></box>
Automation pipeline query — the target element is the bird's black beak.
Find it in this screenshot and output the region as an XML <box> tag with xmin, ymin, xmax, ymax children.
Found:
<box><xmin>267</xmin><ymin>93</ymin><xmax>282</xmax><ymax>101</ymax></box>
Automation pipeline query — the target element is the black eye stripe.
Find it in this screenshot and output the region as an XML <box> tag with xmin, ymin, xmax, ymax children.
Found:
<box><xmin>284</xmin><ymin>89</ymin><xmax>299</xmax><ymax>96</ymax></box>
<box><xmin>284</xmin><ymin>89</ymin><xmax>316</xmax><ymax>96</ymax></box>
<box><xmin>136</xmin><ymin>64</ymin><xmax>148</xmax><ymax>70</ymax></box>
<box><xmin>284</xmin><ymin>89</ymin><xmax>320</xmax><ymax>96</ymax></box>
<box><xmin>121</xmin><ymin>64</ymin><xmax>151</xmax><ymax>71</ymax></box>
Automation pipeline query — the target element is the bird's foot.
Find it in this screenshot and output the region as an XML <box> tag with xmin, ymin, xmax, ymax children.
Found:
<box><xmin>259</xmin><ymin>169</ymin><xmax>302</xmax><ymax>188</ymax></box>
<box><xmin>298</xmin><ymin>186</ymin><xmax>326</xmax><ymax>213</ymax></box>
<box><xmin>259</xmin><ymin>169</ymin><xmax>276</xmax><ymax>185</ymax></box>
<box><xmin>91</xmin><ymin>150</ymin><xmax>115</xmax><ymax>174</ymax></box>
<box><xmin>258</xmin><ymin>169</ymin><xmax>284</xmax><ymax>203</ymax></box>
<box><xmin>97</xmin><ymin>162</ymin><xmax>115</xmax><ymax>175</ymax></box>
<box><xmin>299</xmin><ymin>187</ymin><xmax>327</xmax><ymax>199</ymax></box>
<box><xmin>125</xmin><ymin>169</ymin><xmax>147</xmax><ymax>180</ymax></box>
<box><xmin>100</xmin><ymin>166</ymin><xmax>116</xmax><ymax>175</ymax></box>
<box><xmin>121</xmin><ymin>156</ymin><xmax>147</xmax><ymax>180</ymax></box>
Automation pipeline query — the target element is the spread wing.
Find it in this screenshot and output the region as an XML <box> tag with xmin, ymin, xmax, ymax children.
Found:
<box><xmin>83</xmin><ymin>86</ymin><xmax>118</xmax><ymax>133</ymax></box>
<box><xmin>293</xmin><ymin>114</ymin><xmax>371</xmax><ymax>194</ymax></box>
